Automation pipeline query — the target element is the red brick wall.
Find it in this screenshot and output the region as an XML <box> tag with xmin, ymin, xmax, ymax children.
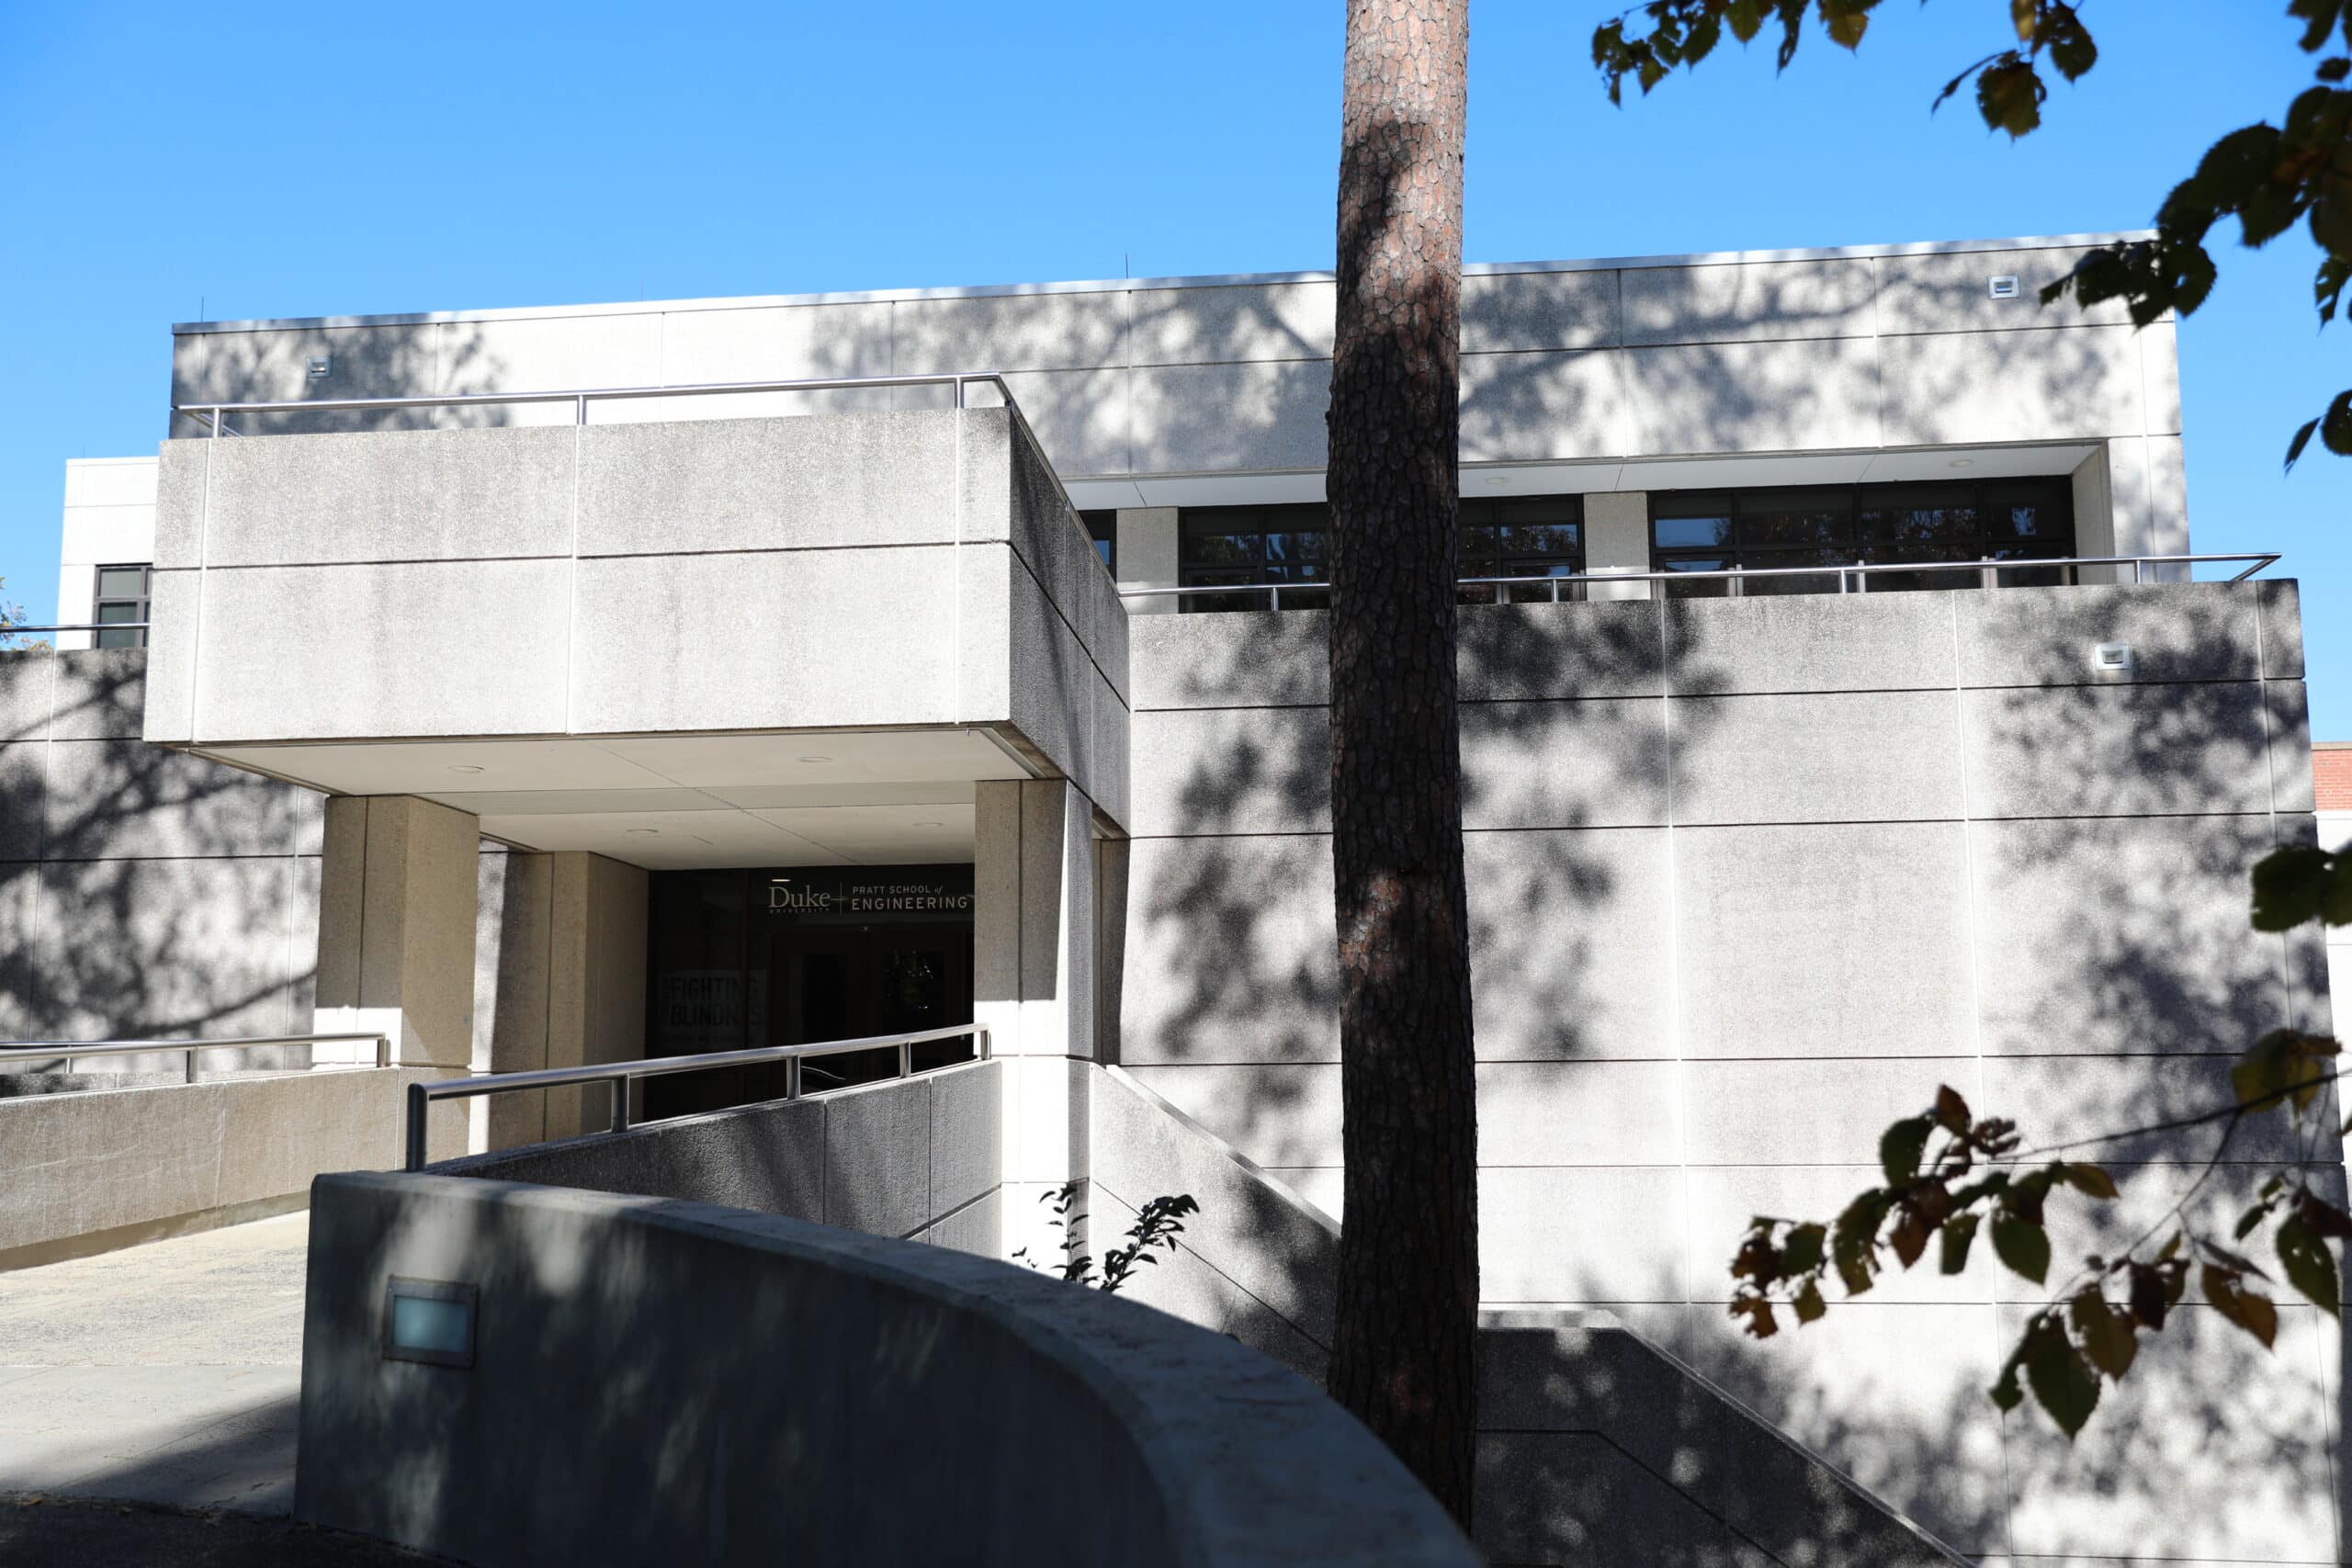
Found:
<box><xmin>2315</xmin><ymin>744</ymin><xmax>2352</xmax><ymax>812</ymax></box>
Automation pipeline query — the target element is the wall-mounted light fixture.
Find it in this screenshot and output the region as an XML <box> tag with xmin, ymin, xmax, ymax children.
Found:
<box><xmin>2091</xmin><ymin>641</ymin><xmax>2135</xmax><ymax>679</ymax></box>
<box><xmin>1988</xmin><ymin>276</ymin><xmax>2021</xmax><ymax>300</ymax></box>
<box><xmin>307</xmin><ymin>355</ymin><xmax>333</xmax><ymax>378</ymax></box>
<box><xmin>383</xmin><ymin>1277</ymin><xmax>477</xmax><ymax>1369</ymax></box>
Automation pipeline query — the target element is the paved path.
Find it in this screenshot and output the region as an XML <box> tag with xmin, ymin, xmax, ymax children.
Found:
<box><xmin>0</xmin><ymin>1212</ymin><xmax>308</xmax><ymax>1514</ymax></box>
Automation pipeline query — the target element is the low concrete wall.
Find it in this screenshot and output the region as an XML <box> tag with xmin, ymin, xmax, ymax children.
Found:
<box><xmin>1091</xmin><ymin>1062</ymin><xmax>1965</xmax><ymax>1567</ymax></box>
<box><xmin>296</xmin><ymin>1171</ymin><xmax>1476</xmax><ymax>1568</ymax></box>
<box><xmin>435</xmin><ymin>1059</ymin><xmax>1001</xmax><ymax>1253</ymax></box>
<box><xmin>0</xmin><ymin>1066</ymin><xmax>459</xmax><ymax>1269</ymax></box>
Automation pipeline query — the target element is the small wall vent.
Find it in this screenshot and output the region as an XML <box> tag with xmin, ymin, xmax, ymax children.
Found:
<box><xmin>1988</xmin><ymin>276</ymin><xmax>2021</xmax><ymax>300</ymax></box>
<box><xmin>2091</xmin><ymin>641</ymin><xmax>2135</xmax><ymax>679</ymax></box>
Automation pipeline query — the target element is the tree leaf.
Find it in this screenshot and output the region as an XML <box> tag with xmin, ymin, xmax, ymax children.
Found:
<box><xmin>1793</xmin><ymin>1278</ymin><xmax>1826</xmax><ymax>1325</ymax></box>
<box><xmin>1941</xmin><ymin>1212</ymin><xmax>1982</xmax><ymax>1276</ymax></box>
<box><xmin>2252</xmin><ymin>845</ymin><xmax>2335</xmax><ymax>930</ymax></box>
<box><xmin>2203</xmin><ymin>1265</ymin><xmax>2281</xmax><ymax>1348</ymax></box>
<box><xmin>2061</xmin><ymin>1163</ymin><xmax>2119</xmax><ymax>1201</ymax></box>
<box><xmin>1781</xmin><ymin>1221</ymin><xmax>1827</xmax><ymax>1277</ymax></box>
<box><xmin>1881</xmin><ymin>1114</ymin><xmax>1934</xmax><ymax>1186</ymax></box>
<box><xmin>2022</xmin><ymin>1316</ymin><xmax>2100</xmax><ymax>1437</ymax></box>
<box><xmin>1993</xmin><ymin>1212</ymin><xmax>2051</xmax><ymax>1284</ymax></box>
<box><xmin>1934</xmin><ymin>1084</ymin><xmax>1973</xmax><ymax>1134</ymax></box>
<box><xmin>2069</xmin><ymin>1289</ymin><xmax>2138</xmax><ymax>1378</ymax></box>
<box><xmin>1976</xmin><ymin>57</ymin><xmax>2046</xmax><ymax>138</ymax></box>
<box><xmin>2277</xmin><ymin>1213</ymin><xmax>2342</xmax><ymax>1315</ymax></box>
<box><xmin>2128</xmin><ymin>1263</ymin><xmax>2171</xmax><ymax>1331</ymax></box>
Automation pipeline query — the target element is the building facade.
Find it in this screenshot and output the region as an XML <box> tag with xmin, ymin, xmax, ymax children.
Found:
<box><xmin>9</xmin><ymin>232</ymin><xmax>2335</xmax><ymax>1566</ymax></box>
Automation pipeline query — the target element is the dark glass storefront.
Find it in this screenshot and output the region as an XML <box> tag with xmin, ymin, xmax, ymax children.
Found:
<box><xmin>643</xmin><ymin>864</ymin><xmax>976</xmax><ymax>1120</ymax></box>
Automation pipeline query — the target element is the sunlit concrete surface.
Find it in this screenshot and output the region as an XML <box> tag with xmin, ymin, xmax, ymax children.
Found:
<box><xmin>0</xmin><ymin>1210</ymin><xmax>305</xmax><ymax>1513</ymax></box>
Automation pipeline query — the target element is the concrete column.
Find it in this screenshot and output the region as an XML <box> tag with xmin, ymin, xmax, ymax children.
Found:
<box><xmin>1116</xmin><ymin>507</ymin><xmax>1180</xmax><ymax>615</ymax></box>
<box><xmin>314</xmin><ymin>796</ymin><xmax>480</xmax><ymax>1070</ymax></box>
<box><xmin>460</xmin><ymin>848</ymin><xmax>645</xmax><ymax>1149</ymax></box>
<box><xmin>471</xmin><ymin>849</ymin><xmax>553</xmax><ymax>1153</ymax></box>
<box><xmin>2098</xmin><ymin>435</ymin><xmax>2190</xmax><ymax>584</ymax></box>
<box><xmin>546</xmin><ymin>852</ymin><xmax>649</xmax><ymax>1141</ymax></box>
<box><xmin>977</xmin><ymin>777</ymin><xmax>1101</xmax><ymax>1259</ymax></box>
<box><xmin>2070</xmin><ymin>446</ymin><xmax>2120</xmax><ymax>586</ymax></box>
<box><xmin>1582</xmin><ymin>491</ymin><xmax>1653</xmax><ymax>601</ymax></box>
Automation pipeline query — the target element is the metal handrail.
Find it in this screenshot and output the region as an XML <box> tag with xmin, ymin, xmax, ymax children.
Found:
<box><xmin>0</xmin><ymin>1032</ymin><xmax>391</xmax><ymax>1086</ymax></box>
<box><xmin>5</xmin><ymin>623</ymin><xmax>151</xmax><ymax>635</ymax></box>
<box><xmin>173</xmin><ymin>371</ymin><xmax>1019</xmax><ymax>435</ymax></box>
<box><xmin>1119</xmin><ymin>551</ymin><xmax>2281</xmax><ymax>608</ymax></box>
<box><xmin>401</xmin><ymin>1021</ymin><xmax>989</xmax><ymax>1171</ymax></box>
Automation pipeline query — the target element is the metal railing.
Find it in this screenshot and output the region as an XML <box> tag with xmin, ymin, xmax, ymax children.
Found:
<box><xmin>401</xmin><ymin>1021</ymin><xmax>989</xmax><ymax>1172</ymax></box>
<box><xmin>3</xmin><ymin>623</ymin><xmax>153</xmax><ymax>636</ymax></box>
<box><xmin>1119</xmin><ymin>551</ymin><xmax>2281</xmax><ymax>609</ymax></box>
<box><xmin>0</xmin><ymin>1032</ymin><xmax>391</xmax><ymax>1085</ymax></box>
<box><xmin>174</xmin><ymin>371</ymin><xmax>1020</xmax><ymax>436</ymax></box>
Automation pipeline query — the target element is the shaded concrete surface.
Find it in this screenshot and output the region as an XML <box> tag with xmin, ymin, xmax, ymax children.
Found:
<box><xmin>0</xmin><ymin>1496</ymin><xmax>458</xmax><ymax>1566</ymax></box>
<box><xmin>0</xmin><ymin>1210</ymin><xmax>305</xmax><ymax>1514</ymax></box>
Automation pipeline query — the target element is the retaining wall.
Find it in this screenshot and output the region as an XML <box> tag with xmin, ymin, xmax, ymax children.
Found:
<box><xmin>295</xmin><ymin>1169</ymin><xmax>1477</xmax><ymax>1568</ymax></box>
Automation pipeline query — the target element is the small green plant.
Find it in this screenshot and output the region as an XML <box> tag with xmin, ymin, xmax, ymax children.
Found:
<box><xmin>1012</xmin><ymin>1181</ymin><xmax>1199</xmax><ymax>1295</ymax></box>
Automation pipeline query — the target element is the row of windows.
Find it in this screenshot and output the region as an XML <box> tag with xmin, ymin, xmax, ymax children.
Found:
<box><xmin>1137</xmin><ymin>479</ymin><xmax>2077</xmax><ymax>608</ymax></box>
<box><xmin>1651</xmin><ymin>479</ymin><xmax>2075</xmax><ymax>596</ymax></box>
<box><xmin>1172</xmin><ymin>498</ymin><xmax>1586</xmax><ymax>612</ymax></box>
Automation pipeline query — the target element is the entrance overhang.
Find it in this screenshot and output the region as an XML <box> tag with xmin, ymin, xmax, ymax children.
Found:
<box><xmin>198</xmin><ymin>727</ymin><xmax>1035</xmax><ymax>868</ymax></box>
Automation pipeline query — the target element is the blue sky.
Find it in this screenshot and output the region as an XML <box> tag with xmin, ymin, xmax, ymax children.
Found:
<box><xmin>1</xmin><ymin>2</ymin><xmax>2342</xmax><ymax>727</ymax></box>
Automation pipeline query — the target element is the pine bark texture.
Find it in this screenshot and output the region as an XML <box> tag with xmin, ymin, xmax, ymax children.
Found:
<box><xmin>1323</xmin><ymin>0</ymin><xmax>1480</xmax><ymax>1524</ymax></box>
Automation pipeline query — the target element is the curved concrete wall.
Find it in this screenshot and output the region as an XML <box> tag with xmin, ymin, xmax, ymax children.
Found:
<box><xmin>295</xmin><ymin>1170</ymin><xmax>1476</xmax><ymax>1568</ymax></box>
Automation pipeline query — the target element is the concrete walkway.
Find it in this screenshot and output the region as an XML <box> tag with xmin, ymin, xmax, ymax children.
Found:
<box><xmin>0</xmin><ymin>1212</ymin><xmax>308</xmax><ymax>1514</ymax></box>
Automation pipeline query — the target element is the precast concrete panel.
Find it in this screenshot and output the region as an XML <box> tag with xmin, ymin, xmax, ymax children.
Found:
<box><xmin>1669</xmin><ymin>689</ymin><xmax>1965</xmax><ymax>824</ymax></box>
<box><xmin>1623</xmin><ymin>335</ymin><xmax>1883</xmax><ymax>456</ymax></box>
<box><xmin>893</xmin><ymin>289</ymin><xmax>1128</xmax><ymax>375</ymax></box>
<box><xmin>1878</xmin><ymin>324</ymin><xmax>2148</xmax><ymax>446</ymax></box>
<box><xmin>196</xmin><ymin>425</ymin><xmax>577</xmax><ymax>567</ymax></box>
<box><xmin>1619</xmin><ymin>256</ymin><xmax>1877</xmax><ymax>346</ymax></box>
<box><xmin>573</xmin><ymin>411</ymin><xmax>959</xmax><ymax>556</ymax></box>
<box><xmin>1461</xmin><ymin>267</ymin><xmax>1622</xmax><ymax>353</ymax></box>
<box><xmin>188</xmin><ymin>558</ymin><xmax>572</xmax><ymax>742</ymax></box>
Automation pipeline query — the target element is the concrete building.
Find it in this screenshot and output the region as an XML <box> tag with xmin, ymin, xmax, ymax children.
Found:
<box><xmin>5</xmin><ymin>232</ymin><xmax>2334</xmax><ymax>1566</ymax></box>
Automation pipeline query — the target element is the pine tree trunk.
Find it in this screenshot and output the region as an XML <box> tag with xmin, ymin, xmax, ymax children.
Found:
<box><xmin>1323</xmin><ymin>0</ymin><xmax>1479</xmax><ymax>1525</ymax></box>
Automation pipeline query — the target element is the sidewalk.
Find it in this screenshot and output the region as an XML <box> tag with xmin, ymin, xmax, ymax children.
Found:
<box><xmin>0</xmin><ymin>1211</ymin><xmax>309</xmax><ymax>1514</ymax></box>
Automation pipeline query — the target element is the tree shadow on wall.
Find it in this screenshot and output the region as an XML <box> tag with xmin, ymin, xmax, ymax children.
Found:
<box><xmin>1122</xmin><ymin>596</ymin><xmax>1725</xmax><ymax>1163</ymax></box>
<box><xmin>0</xmin><ymin>650</ymin><xmax>325</xmax><ymax>1087</ymax></box>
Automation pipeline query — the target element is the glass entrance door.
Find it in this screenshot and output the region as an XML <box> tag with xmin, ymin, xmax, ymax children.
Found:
<box><xmin>643</xmin><ymin>865</ymin><xmax>975</xmax><ymax>1122</ymax></box>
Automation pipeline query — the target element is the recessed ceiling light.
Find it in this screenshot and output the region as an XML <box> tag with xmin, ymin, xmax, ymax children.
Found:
<box><xmin>797</xmin><ymin>754</ymin><xmax>833</xmax><ymax>764</ymax></box>
<box><xmin>447</xmin><ymin>764</ymin><xmax>485</xmax><ymax>774</ymax></box>
<box><xmin>913</xmin><ymin>820</ymin><xmax>944</xmax><ymax>829</ymax></box>
<box><xmin>1948</xmin><ymin>457</ymin><xmax>1975</xmax><ymax>469</ymax></box>
<box><xmin>628</xmin><ymin>828</ymin><xmax>659</xmax><ymax>836</ymax></box>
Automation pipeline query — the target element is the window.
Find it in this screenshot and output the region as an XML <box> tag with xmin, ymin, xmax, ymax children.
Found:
<box><xmin>92</xmin><ymin>563</ymin><xmax>151</xmax><ymax>648</ymax></box>
<box><xmin>1175</xmin><ymin>495</ymin><xmax>1585</xmax><ymax>612</ymax></box>
<box><xmin>1179</xmin><ymin>504</ymin><xmax>1329</xmax><ymax>612</ymax></box>
<box><xmin>1079</xmin><ymin>511</ymin><xmax>1117</xmax><ymax>574</ymax></box>
<box><xmin>1649</xmin><ymin>479</ymin><xmax>2074</xmax><ymax>597</ymax></box>
<box><xmin>1457</xmin><ymin>495</ymin><xmax>1584</xmax><ymax>604</ymax></box>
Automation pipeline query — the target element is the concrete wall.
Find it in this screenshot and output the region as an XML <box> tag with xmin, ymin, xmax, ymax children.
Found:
<box><xmin>142</xmin><ymin>409</ymin><xmax>1129</xmax><ymax>825</ymax></box>
<box><xmin>1091</xmin><ymin>1061</ymin><xmax>1968</xmax><ymax>1564</ymax></box>
<box><xmin>439</xmin><ymin>1058</ymin><xmax>1003</xmax><ymax>1254</ymax></box>
<box><xmin>0</xmin><ymin>1066</ymin><xmax>461</xmax><ymax>1269</ymax></box>
<box><xmin>294</xmin><ymin>1169</ymin><xmax>1477</xmax><ymax>1568</ymax></box>
<box><xmin>170</xmin><ymin>236</ymin><xmax>2180</xmax><ymax>513</ymax></box>
<box><xmin>1119</xmin><ymin>581</ymin><xmax>2331</xmax><ymax>1566</ymax></box>
<box><xmin>0</xmin><ymin>649</ymin><xmax>320</xmax><ymax>1055</ymax></box>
